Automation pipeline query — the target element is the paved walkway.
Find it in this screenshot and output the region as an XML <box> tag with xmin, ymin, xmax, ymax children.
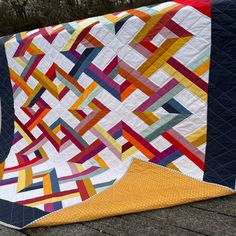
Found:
<box><xmin>0</xmin><ymin>195</ymin><xmax>235</xmax><ymax>236</ymax></box>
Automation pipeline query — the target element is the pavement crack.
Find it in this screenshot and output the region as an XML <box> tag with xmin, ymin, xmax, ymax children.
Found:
<box><xmin>189</xmin><ymin>205</ymin><xmax>236</xmax><ymax>218</ymax></box>
<box><xmin>81</xmin><ymin>222</ymin><xmax>114</xmax><ymax>235</ymax></box>
<box><xmin>174</xmin><ymin>225</ymin><xmax>210</xmax><ymax>236</ymax></box>
<box><xmin>19</xmin><ymin>229</ymin><xmax>31</xmax><ymax>236</ymax></box>
<box><xmin>138</xmin><ymin>213</ymin><xmax>209</xmax><ymax>235</ymax></box>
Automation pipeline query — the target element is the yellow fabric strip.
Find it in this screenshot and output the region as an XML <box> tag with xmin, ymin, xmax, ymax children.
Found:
<box><xmin>141</xmin><ymin>37</ymin><xmax>192</xmax><ymax>78</ymax></box>
<box><xmin>70</xmin><ymin>81</ymin><xmax>97</xmax><ymax>110</ymax></box>
<box><xmin>64</xmin><ymin>20</ymin><xmax>98</xmax><ymax>51</ymax></box>
<box><xmin>17</xmin><ymin>168</ymin><xmax>33</xmax><ymax>193</ymax></box>
<box><xmin>94</xmin><ymin>124</ymin><xmax>121</xmax><ymax>152</ymax></box>
<box><xmin>94</xmin><ymin>155</ymin><xmax>109</xmax><ymax>168</ymax></box>
<box><xmin>122</xmin><ymin>146</ymin><xmax>137</xmax><ymax>160</ymax></box>
<box><xmin>26</xmin><ymin>192</ymin><xmax>81</xmax><ymax>207</ymax></box>
<box><xmin>15</xmin><ymin>122</ymin><xmax>32</xmax><ymax>143</ymax></box>
<box><xmin>194</xmin><ymin>59</ymin><xmax>210</xmax><ymax>77</ymax></box>
<box><xmin>14</xmin><ymin>57</ymin><xmax>59</xmax><ymax>99</ymax></box>
<box><xmin>166</xmin><ymin>162</ymin><xmax>180</xmax><ymax>172</ymax></box>
<box><xmin>83</xmin><ymin>179</ymin><xmax>96</xmax><ymax>197</ymax></box>
<box><xmin>132</xmin><ymin>3</ymin><xmax>180</xmax><ymax>43</ymax></box>
<box><xmin>162</xmin><ymin>63</ymin><xmax>207</xmax><ymax>102</ymax></box>
<box><xmin>23</xmin><ymin>84</ymin><xmax>43</xmax><ymax>107</ymax></box>
<box><xmin>134</xmin><ymin>112</ymin><xmax>159</xmax><ymax>125</ymax></box>
<box><xmin>0</xmin><ymin>162</ymin><xmax>5</xmax><ymax>180</ymax></box>
<box><xmin>186</xmin><ymin>126</ymin><xmax>207</xmax><ymax>147</ymax></box>
<box><xmin>10</xmin><ymin>68</ymin><xmax>33</xmax><ymax>96</ymax></box>
<box><xmin>43</xmin><ymin>174</ymin><xmax>53</xmax><ymax>195</ymax></box>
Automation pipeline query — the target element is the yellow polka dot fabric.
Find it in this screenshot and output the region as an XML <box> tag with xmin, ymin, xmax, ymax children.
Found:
<box><xmin>30</xmin><ymin>159</ymin><xmax>233</xmax><ymax>227</ymax></box>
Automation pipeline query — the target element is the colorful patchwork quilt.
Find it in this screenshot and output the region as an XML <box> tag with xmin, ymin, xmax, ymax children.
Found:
<box><xmin>0</xmin><ymin>0</ymin><xmax>235</xmax><ymax>229</ymax></box>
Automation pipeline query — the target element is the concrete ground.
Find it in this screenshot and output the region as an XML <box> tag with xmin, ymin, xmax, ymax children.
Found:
<box><xmin>0</xmin><ymin>194</ymin><xmax>235</xmax><ymax>236</ymax></box>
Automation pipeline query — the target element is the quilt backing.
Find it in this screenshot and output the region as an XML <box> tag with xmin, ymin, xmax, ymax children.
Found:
<box><xmin>0</xmin><ymin>0</ymin><xmax>235</xmax><ymax>229</ymax></box>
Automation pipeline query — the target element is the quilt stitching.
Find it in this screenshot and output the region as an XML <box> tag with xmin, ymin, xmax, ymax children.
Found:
<box><xmin>2</xmin><ymin>2</ymin><xmax>209</xmax><ymax>213</ymax></box>
<box><xmin>2</xmin><ymin>0</ymin><xmax>233</xmax><ymax>229</ymax></box>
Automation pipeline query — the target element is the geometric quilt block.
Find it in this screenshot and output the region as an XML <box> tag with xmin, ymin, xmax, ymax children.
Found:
<box><xmin>0</xmin><ymin>0</ymin><xmax>234</xmax><ymax>229</ymax></box>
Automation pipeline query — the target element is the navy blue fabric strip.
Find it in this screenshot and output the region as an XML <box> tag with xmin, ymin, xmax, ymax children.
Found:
<box><xmin>0</xmin><ymin>36</ymin><xmax>15</xmax><ymax>163</ymax></box>
<box><xmin>204</xmin><ymin>0</ymin><xmax>236</xmax><ymax>189</ymax></box>
<box><xmin>0</xmin><ymin>199</ymin><xmax>47</xmax><ymax>228</ymax></box>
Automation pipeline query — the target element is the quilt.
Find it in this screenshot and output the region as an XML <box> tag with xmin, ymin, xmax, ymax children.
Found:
<box><xmin>0</xmin><ymin>0</ymin><xmax>235</xmax><ymax>229</ymax></box>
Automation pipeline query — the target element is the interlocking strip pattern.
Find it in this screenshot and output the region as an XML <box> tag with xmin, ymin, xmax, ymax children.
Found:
<box><xmin>0</xmin><ymin>1</ymin><xmax>211</xmax><ymax>213</ymax></box>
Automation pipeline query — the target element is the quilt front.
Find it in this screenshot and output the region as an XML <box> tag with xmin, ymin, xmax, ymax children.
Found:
<box><xmin>0</xmin><ymin>0</ymin><xmax>235</xmax><ymax>229</ymax></box>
